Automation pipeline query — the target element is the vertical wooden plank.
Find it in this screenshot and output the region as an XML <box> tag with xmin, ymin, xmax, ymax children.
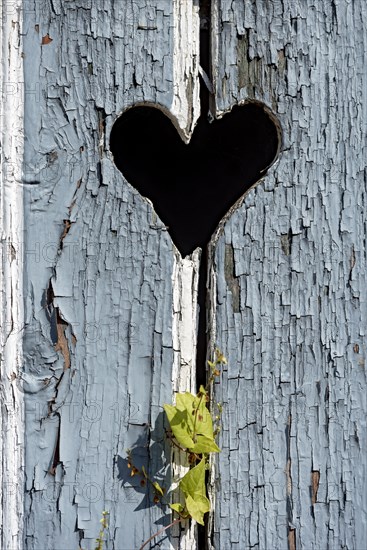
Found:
<box><xmin>21</xmin><ymin>1</ymin><xmax>200</xmax><ymax>548</ymax></box>
<box><xmin>209</xmin><ymin>0</ymin><xmax>367</xmax><ymax>548</ymax></box>
<box><xmin>0</xmin><ymin>1</ymin><xmax>25</xmax><ymax>548</ymax></box>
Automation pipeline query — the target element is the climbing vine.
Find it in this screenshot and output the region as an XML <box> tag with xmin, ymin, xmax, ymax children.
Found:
<box><xmin>128</xmin><ymin>348</ymin><xmax>226</xmax><ymax>549</ymax></box>
<box><xmin>94</xmin><ymin>511</ymin><xmax>109</xmax><ymax>550</ymax></box>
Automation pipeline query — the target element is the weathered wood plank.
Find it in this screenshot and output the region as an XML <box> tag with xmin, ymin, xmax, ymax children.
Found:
<box><xmin>20</xmin><ymin>1</ymin><xmax>200</xmax><ymax>548</ymax></box>
<box><xmin>209</xmin><ymin>1</ymin><xmax>367</xmax><ymax>548</ymax></box>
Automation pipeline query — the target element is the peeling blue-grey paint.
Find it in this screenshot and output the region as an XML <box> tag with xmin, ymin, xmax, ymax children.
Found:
<box><xmin>209</xmin><ymin>1</ymin><xmax>367</xmax><ymax>549</ymax></box>
<box><xmin>21</xmin><ymin>1</ymin><xmax>199</xmax><ymax>549</ymax></box>
<box><xmin>2</xmin><ymin>0</ymin><xmax>366</xmax><ymax>549</ymax></box>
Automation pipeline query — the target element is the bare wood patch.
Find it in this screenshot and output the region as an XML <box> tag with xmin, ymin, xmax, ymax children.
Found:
<box><xmin>41</xmin><ymin>33</ymin><xmax>53</xmax><ymax>45</ymax></box>
<box><xmin>288</xmin><ymin>528</ymin><xmax>296</xmax><ymax>550</ymax></box>
<box><xmin>54</xmin><ymin>309</ymin><xmax>71</xmax><ymax>371</ymax></box>
<box><xmin>311</xmin><ymin>470</ymin><xmax>320</xmax><ymax>505</ymax></box>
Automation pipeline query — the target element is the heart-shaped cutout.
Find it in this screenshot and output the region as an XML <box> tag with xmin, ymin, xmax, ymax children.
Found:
<box><xmin>110</xmin><ymin>103</ymin><xmax>280</xmax><ymax>257</ymax></box>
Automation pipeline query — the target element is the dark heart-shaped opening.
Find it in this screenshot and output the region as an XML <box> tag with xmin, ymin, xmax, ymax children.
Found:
<box><xmin>110</xmin><ymin>103</ymin><xmax>280</xmax><ymax>257</ymax></box>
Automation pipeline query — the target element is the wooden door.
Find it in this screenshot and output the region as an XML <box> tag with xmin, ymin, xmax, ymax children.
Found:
<box><xmin>1</xmin><ymin>1</ymin><xmax>366</xmax><ymax>549</ymax></box>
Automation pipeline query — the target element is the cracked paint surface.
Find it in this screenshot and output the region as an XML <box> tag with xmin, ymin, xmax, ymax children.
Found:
<box><xmin>21</xmin><ymin>1</ymin><xmax>200</xmax><ymax>548</ymax></box>
<box><xmin>209</xmin><ymin>1</ymin><xmax>367</xmax><ymax>549</ymax></box>
<box><xmin>2</xmin><ymin>0</ymin><xmax>366</xmax><ymax>549</ymax></box>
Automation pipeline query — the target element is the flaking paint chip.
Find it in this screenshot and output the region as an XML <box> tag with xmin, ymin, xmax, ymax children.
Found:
<box><xmin>42</xmin><ymin>34</ymin><xmax>53</xmax><ymax>45</ymax></box>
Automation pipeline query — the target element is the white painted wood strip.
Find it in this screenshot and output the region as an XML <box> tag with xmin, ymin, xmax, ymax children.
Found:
<box><xmin>0</xmin><ymin>1</ymin><xmax>25</xmax><ymax>548</ymax></box>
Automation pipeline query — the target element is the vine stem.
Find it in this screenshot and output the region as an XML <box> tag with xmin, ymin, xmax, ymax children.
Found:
<box><xmin>166</xmin><ymin>431</ymin><xmax>202</xmax><ymax>462</ymax></box>
<box><xmin>166</xmin><ymin>431</ymin><xmax>188</xmax><ymax>453</ymax></box>
<box><xmin>192</xmin><ymin>393</ymin><xmax>204</xmax><ymax>442</ymax></box>
<box><xmin>139</xmin><ymin>517</ymin><xmax>183</xmax><ymax>550</ymax></box>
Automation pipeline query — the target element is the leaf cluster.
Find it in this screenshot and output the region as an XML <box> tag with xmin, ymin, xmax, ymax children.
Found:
<box><xmin>164</xmin><ymin>386</ymin><xmax>220</xmax><ymax>525</ymax></box>
<box><xmin>164</xmin><ymin>387</ymin><xmax>220</xmax><ymax>455</ymax></box>
<box><xmin>162</xmin><ymin>348</ymin><xmax>226</xmax><ymax>525</ymax></box>
<box><xmin>127</xmin><ymin>348</ymin><xmax>226</xmax><ymax>548</ymax></box>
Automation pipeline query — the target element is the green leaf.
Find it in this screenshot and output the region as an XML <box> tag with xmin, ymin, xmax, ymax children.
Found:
<box><xmin>191</xmin><ymin>434</ymin><xmax>221</xmax><ymax>454</ymax></box>
<box><xmin>185</xmin><ymin>494</ymin><xmax>210</xmax><ymax>525</ymax></box>
<box><xmin>194</xmin><ymin>405</ymin><xmax>214</xmax><ymax>438</ymax></box>
<box><xmin>180</xmin><ymin>458</ymin><xmax>207</xmax><ymax>500</ymax></box>
<box><xmin>170</xmin><ymin>502</ymin><xmax>184</xmax><ymax>514</ymax></box>
<box><xmin>179</xmin><ymin>459</ymin><xmax>210</xmax><ymax>524</ymax></box>
<box><xmin>165</xmin><ymin>391</ymin><xmax>220</xmax><ymax>452</ymax></box>
<box><xmin>152</xmin><ymin>481</ymin><xmax>164</xmax><ymax>496</ymax></box>
<box><xmin>163</xmin><ymin>404</ymin><xmax>194</xmax><ymax>449</ymax></box>
<box><xmin>176</xmin><ymin>392</ymin><xmax>197</xmax><ymax>412</ymax></box>
<box><xmin>175</xmin><ymin>393</ymin><xmax>197</xmax><ymax>432</ymax></box>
